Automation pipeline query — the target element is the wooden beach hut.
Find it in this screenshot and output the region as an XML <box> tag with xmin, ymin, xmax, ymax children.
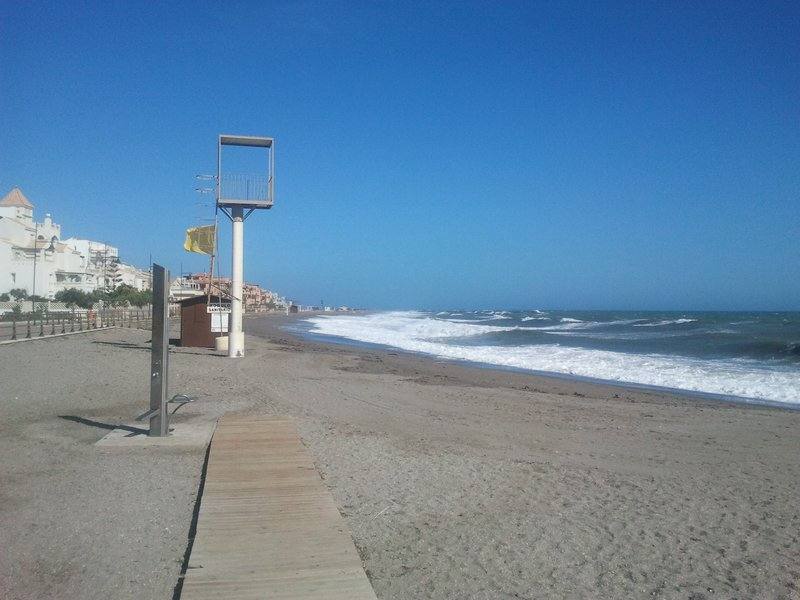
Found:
<box><xmin>179</xmin><ymin>294</ymin><xmax>228</xmax><ymax>348</ymax></box>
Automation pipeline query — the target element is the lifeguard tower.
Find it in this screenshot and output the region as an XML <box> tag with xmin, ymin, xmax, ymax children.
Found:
<box><xmin>216</xmin><ymin>134</ymin><xmax>275</xmax><ymax>358</ymax></box>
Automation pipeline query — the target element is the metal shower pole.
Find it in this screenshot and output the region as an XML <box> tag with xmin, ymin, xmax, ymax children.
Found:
<box><xmin>148</xmin><ymin>264</ymin><xmax>170</xmax><ymax>436</ymax></box>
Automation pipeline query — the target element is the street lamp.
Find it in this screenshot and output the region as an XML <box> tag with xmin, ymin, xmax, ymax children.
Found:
<box><xmin>34</xmin><ymin>236</ymin><xmax>58</xmax><ymax>315</ymax></box>
<box><xmin>32</xmin><ymin>234</ymin><xmax>58</xmax><ymax>313</ymax></box>
<box><xmin>32</xmin><ymin>222</ymin><xmax>38</xmax><ymax>313</ymax></box>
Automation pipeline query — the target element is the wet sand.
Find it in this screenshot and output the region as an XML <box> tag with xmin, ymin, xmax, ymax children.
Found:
<box><xmin>1</xmin><ymin>317</ymin><xmax>798</xmax><ymax>599</ymax></box>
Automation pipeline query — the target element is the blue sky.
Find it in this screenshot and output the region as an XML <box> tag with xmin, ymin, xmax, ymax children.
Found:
<box><xmin>1</xmin><ymin>1</ymin><xmax>798</xmax><ymax>310</ymax></box>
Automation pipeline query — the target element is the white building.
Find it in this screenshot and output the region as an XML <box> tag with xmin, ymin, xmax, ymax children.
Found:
<box><xmin>61</xmin><ymin>238</ymin><xmax>120</xmax><ymax>290</ymax></box>
<box><xmin>169</xmin><ymin>277</ymin><xmax>204</xmax><ymax>302</ymax></box>
<box><xmin>113</xmin><ymin>262</ymin><xmax>151</xmax><ymax>291</ymax></box>
<box><xmin>0</xmin><ymin>187</ymin><xmax>150</xmax><ymax>299</ymax></box>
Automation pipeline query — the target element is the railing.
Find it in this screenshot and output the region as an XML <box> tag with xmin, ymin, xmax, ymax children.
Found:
<box><xmin>0</xmin><ymin>309</ymin><xmax>155</xmax><ymax>342</ymax></box>
<box><xmin>219</xmin><ymin>172</ymin><xmax>273</xmax><ymax>205</ymax></box>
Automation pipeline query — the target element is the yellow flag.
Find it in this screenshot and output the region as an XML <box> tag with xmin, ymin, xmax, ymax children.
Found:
<box><xmin>183</xmin><ymin>225</ymin><xmax>216</xmax><ymax>255</ymax></box>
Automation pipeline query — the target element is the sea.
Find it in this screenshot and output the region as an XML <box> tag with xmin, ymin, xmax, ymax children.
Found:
<box><xmin>295</xmin><ymin>310</ymin><xmax>800</xmax><ymax>407</ymax></box>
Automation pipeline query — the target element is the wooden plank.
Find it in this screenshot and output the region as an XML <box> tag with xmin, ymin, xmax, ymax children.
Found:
<box><xmin>180</xmin><ymin>415</ymin><xmax>377</xmax><ymax>600</ymax></box>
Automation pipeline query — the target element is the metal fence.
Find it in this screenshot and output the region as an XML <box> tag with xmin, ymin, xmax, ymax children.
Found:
<box><xmin>219</xmin><ymin>172</ymin><xmax>273</xmax><ymax>204</ymax></box>
<box><xmin>0</xmin><ymin>309</ymin><xmax>155</xmax><ymax>342</ymax></box>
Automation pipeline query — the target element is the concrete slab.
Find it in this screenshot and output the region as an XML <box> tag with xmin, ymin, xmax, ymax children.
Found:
<box><xmin>95</xmin><ymin>420</ymin><xmax>217</xmax><ymax>449</ymax></box>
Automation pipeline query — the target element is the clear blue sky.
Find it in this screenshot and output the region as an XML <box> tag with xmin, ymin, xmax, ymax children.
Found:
<box><xmin>1</xmin><ymin>1</ymin><xmax>798</xmax><ymax>310</ymax></box>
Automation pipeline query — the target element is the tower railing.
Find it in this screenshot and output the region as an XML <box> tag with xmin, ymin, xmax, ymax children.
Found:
<box><xmin>218</xmin><ymin>173</ymin><xmax>273</xmax><ymax>206</ymax></box>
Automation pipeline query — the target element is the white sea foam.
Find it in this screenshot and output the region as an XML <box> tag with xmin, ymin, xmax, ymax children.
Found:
<box><xmin>305</xmin><ymin>311</ymin><xmax>800</xmax><ymax>405</ymax></box>
<box><xmin>521</xmin><ymin>316</ymin><xmax>548</xmax><ymax>322</ymax></box>
<box><xmin>356</xmin><ymin>312</ymin><xmax>516</xmax><ymax>339</ymax></box>
<box><xmin>444</xmin><ymin>316</ymin><xmax>497</xmax><ymax>323</ymax></box>
<box><xmin>534</xmin><ymin>318</ymin><xmax>644</xmax><ymax>331</ymax></box>
<box><xmin>635</xmin><ymin>318</ymin><xmax>698</xmax><ymax>327</ymax></box>
<box><xmin>544</xmin><ymin>330</ymin><xmax>673</xmax><ymax>340</ymax></box>
<box><xmin>442</xmin><ymin>310</ymin><xmax>511</xmax><ymax>323</ymax></box>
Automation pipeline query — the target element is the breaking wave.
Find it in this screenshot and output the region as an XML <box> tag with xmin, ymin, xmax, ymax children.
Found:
<box><xmin>635</xmin><ymin>318</ymin><xmax>698</xmax><ymax>327</ymax></box>
<box><xmin>303</xmin><ymin>311</ymin><xmax>800</xmax><ymax>405</ymax></box>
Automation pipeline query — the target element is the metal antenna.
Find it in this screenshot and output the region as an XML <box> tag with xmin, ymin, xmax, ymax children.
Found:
<box><xmin>195</xmin><ymin>175</ymin><xmax>221</xmax><ymax>312</ymax></box>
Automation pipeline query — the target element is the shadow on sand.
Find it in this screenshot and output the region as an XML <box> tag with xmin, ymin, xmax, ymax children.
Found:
<box><xmin>91</xmin><ymin>340</ymin><xmax>224</xmax><ymax>357</ymax></box>
<box><xmin>91</xmin><ymin>340</ymin><xmax>151</xmax><ymax>350</ymax></box>
<box><xmin>58</xmin><ymin>415</ymin><xmax>148</xmax><ymax>436</ymax></box>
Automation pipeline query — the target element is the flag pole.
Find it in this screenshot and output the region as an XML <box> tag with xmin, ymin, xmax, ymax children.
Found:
<box><xmin>207</xmin><ymin>251</ymin><xmax>214</xmax><ymax>306</ymax></box>
<box><xmin>209</xmin><ymin>205</ymin><xmax>219</xmax><ymax>305</ymax></box>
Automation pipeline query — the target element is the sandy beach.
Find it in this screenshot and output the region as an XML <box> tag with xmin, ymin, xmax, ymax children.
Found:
<box><xmin>1</xmin><ymin>315</ymin><xmax>799</xmax><ymax>599</ymax></box>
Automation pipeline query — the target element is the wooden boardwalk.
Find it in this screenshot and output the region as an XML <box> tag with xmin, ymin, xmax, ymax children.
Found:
<box><xmin>180</xmin><ymin>415</ymin><xmax>377</xmax><ymax>600</ymax></box>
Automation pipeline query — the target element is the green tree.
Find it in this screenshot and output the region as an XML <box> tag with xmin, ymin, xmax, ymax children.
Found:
<box><xmin>86</xmin><ymin>289</ymin><xmax>106</xmax><ymax>307</ymax></box>
<box><xmin>102</xmin><ymin>285</ymin><xmax>152</xmax><ymax>307</ymax></box>
<box><xmin>55</xmin><ymin>288</ymin><xmax>94</xmax><ymax>309</ymax></box>
<box><xmin>9</xmin><ymin>288</ymin><xmax>28</xmax><ymax>300</ymax></box>
<box><xmin>106</xmin><ymin>284</ymin><xmax>132</xmax><ymax>306</ymax></box>
<box><xmin>0</xmin><ymin>293</ymin><xmax>9</xmax><ymax>302</ymax></box>
<box><xmin>132</xmin><ymin>289</ymin><xmax>152</xmax><ymax>307</ymax></box>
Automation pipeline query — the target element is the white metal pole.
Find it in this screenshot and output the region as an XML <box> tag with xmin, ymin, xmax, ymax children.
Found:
<box><xmin>229</xmin><ymin>206</ymin><xmax>245</xmax><ymax>357</ymax></box>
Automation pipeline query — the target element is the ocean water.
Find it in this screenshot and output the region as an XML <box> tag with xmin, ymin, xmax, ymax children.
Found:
<box><xmin>299</xmin><ymin>310</ymin><xmax>800</xmax><ymax>406</ymax></box>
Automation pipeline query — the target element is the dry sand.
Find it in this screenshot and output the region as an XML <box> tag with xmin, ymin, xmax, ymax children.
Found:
<box><xmin>1</xmin><ymin>316</ymin><xmax>798</xmax><ymax>599</ymax></box>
